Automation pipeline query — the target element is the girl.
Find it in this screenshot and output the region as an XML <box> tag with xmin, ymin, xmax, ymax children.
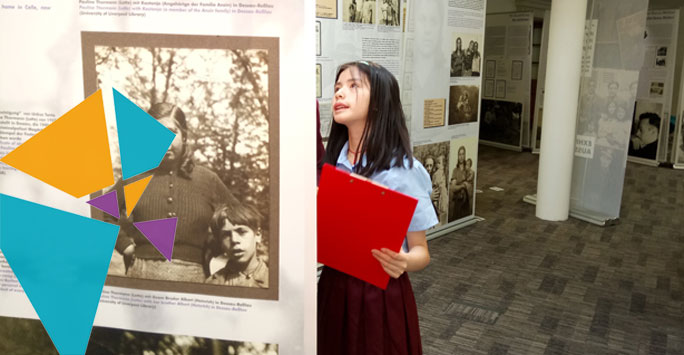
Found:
<box><xmin>318</xmin><ymin>61</ymin><xmax>438</xmax><ymax>354</ymax></box>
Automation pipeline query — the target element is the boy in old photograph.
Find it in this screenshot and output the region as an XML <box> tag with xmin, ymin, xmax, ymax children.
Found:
<box><xmin>205</xmin><ymin>204</ymin><xmax>269</xmax><ymax>288</ymax></box>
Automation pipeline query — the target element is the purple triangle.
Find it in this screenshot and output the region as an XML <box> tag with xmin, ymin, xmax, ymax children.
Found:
<box><xmin>133</xmin><ymin>217</ymin><xmax>177</xmax><ymax>261</ymax></box>
<box><xmin>86</xmin><ymin>190</ymin><xmax>120</xmax><ymax>219</ymax></box>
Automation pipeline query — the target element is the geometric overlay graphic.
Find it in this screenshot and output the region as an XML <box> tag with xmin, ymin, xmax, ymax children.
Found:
<box><xmin>0</xmin><ymin>194</ymin><xmax>120</xmax><ymax>355</ymax></box>
<box><xmin>124</xmin><ymin>175</ymin><xmax>153</xmax><ymax>217</ymax></box>
<box><xmin>87</xmin><ymin>189</ymin><xmax>120</xmax><ymax>219</ymax></box>
<box><xmin>113</xmin><ymin>88</ymin><xmax>176</xmax><ymax>180</ymax></box>
<box><xmin>0</xmin><ymin>90</ymin><xmax>114</xmax><ymax>198</ymax></box>
<box><xmin>133</xmin><ymin>217</ymin><xmax>178</xmax><ymax>261</ymax></box>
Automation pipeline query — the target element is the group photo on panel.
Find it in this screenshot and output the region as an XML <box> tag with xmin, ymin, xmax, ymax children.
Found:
<box><xmin>83</xmin><ymin>33</ymin><xmax>276</xmax><ymax>295</ymax></box>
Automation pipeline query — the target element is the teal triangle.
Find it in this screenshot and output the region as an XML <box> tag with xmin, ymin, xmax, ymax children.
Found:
<box><xmin>0</xmin><ymin>194</ymin><xmax>119</xmax><ymax>354</ymax></box>
<box><xmin>112</xmin><ymin>89</ymin><xmax>176</xmax><ymax>180</ymax></box>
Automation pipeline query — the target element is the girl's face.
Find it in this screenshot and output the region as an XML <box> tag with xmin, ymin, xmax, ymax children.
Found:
<box><xmin>333</xmin><ymin>66</ymin><xmax>371</xmax><ymax>129</ymax></box>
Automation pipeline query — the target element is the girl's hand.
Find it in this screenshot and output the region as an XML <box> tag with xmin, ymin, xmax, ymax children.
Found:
<box><xmin>371</xmin><ymin>248</ymin><xmax>408</xmax><ymax>278</ymax></box>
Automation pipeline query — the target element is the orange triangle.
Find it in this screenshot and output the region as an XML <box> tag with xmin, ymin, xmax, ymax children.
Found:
<box><xmin>0</xmin><ymin>90</ymin><xmax>114</xmax><ymax>198</ymax></box>
<box><xmin>124</xmin><ymin>175</ymin><xmax>153</xmax><ymax>217</ymax></box>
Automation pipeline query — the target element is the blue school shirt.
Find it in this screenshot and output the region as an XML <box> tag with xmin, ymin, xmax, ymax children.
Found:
<box><xmin>336</xmin><ymin>142</ymin><xmax>439</xmax><ymax>251</ymax></box>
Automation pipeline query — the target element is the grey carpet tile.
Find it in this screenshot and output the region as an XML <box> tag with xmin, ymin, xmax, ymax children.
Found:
<box><xmin>415</xmin><ymin>145</ymin><xmax>684</xmax><ymax>355</ymax></box>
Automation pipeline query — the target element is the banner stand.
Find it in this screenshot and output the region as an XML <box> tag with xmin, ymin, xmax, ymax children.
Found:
<box><xmin>426</xmin><ymin>215</ymin><xmax>483</xmax><ymax>241</ymax></box>
<box><xmin>480</xmin><ymin>140</ymin><xmax>524</xmax><ymax>152</ymax></box>
<box><xmin>627</xmin><ymin>156</ymin><xmax>661</xmax><ymax>167</ymax></box>
<box><xmin>523</xmin><ymin>194</ymin><xmax>618</xmax><ymax>226</ymax></box>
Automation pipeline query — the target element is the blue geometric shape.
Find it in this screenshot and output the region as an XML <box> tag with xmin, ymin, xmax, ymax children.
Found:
<box><xmin>0</xmin><ymin>194</ymin><xmax>119</xmax><ymax>355</ymax></box>
<box><xmin>112</xmin><ymin>88</ymin><xmax>176</xmax><ymax>180</ymax></box>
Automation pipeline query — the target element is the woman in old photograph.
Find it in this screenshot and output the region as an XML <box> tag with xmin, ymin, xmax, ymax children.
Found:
<box><xmin>112</xmin><ymin>103</ymin><xmax>240</xmax><ymax>282</ymax></box>
<box><xmin>471</xmin><ymin>41</ymin><xmax>481</xmax><ymax>76</ymax></box>
<box><xmin>448</xmin><ymin>146</ymin><xmax>473</xmax><ymax>222</ymax></box>
<box><xmin>318</xmin><ymin>61</ymin><xmax>437</xmax><ymax>354</ymax></box>
<box><xmin>450</xmin><ymin>37</ymin><xmax>465</xmax><ymax>77</ymax></box>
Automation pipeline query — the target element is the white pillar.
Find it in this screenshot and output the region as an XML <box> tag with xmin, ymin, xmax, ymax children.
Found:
<box><xmin>535</xmin><ymin>0</ymin><xmax>588</xmax><ymax>221</ymax></box>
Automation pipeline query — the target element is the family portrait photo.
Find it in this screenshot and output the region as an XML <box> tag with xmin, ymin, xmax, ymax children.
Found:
<box><xmin>450</xmin><ymin>33</ymin><xmax>482</xmax><ymax>77</ymax></box>
<box><xmin>448</xmin><ymin>85</ymin><xmax>479</xmax><ymax>125</ymax></box>
<box><xmin>413</xmin><ymin>141</ymin><xmax>450</xmax><ymax>227</ymax></box>
<box><xmin>81</xmin><ymin>32</ymin><xmax>279</xmax><ymax>300</ymax></box>
<box><xmin>447</xmin><ymin>137</ymin><xmax>477</xmax><ymax>223</ymax></box>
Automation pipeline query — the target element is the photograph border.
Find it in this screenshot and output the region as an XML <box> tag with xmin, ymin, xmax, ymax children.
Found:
<box><xmin>316</xmin><ymin>63</ymin><xmax>323</xmax><ymax>98</ymax></box>
<box><xmin>316</xmin><ymin>21</ymin><xmax>322</xmax><ymax>56</ymax></box>
<box><xmin>316</xmin><ymin>0</ymin><xmax>339</xmax><ymax>19</ymax></box>
<box><xmin>485</xmin><ymin>60</ymin><xmax>496</xmax><ymax>78</ymax></box>
<box><xmin>511</xmin><ymin>60</ymin><xmax>523</xmax><ymax>80</ymax></box>
<box><xmin>484</xmin><ymin>79</ymin><xmax>494</xmax><ymax>98</ymax></box>
<box><xmin>81</xmin><ymin>31</ymin><xmax>280</xmax><ymax>301</ymax></box>
<box><xmin>495</xmin><ymin>79</ymin><xmax>507</xmax><ymax>99</ymax></box>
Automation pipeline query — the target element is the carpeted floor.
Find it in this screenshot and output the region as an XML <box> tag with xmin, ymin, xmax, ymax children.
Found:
<box><xmin>413</xmin><ymin>145</ymin><xmax>684</xmax><ymax>355</ymax></box>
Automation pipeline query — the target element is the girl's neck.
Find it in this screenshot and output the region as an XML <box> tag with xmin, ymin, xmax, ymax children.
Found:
<box><xmin>347</xmin><ymin>124</ymin><xmax>365</xmax><ymax>155</ymax></box>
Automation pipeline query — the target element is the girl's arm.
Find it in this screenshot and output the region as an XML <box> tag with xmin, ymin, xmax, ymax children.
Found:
<box><xmin>371</xmin><ymin>230</ymin><xmax>430</xmax><ymax>278</ymax></box>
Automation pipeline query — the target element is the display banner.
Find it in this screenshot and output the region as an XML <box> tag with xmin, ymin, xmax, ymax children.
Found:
<box><xmin>628</xmin><ymin>9</ymin><xmax>679</xmax><ymax>165</ymax></box>
<box><xmin>674</xmin><ymin>57</ymin><xmax>684</xmax><ymax>169</ymax></box>
<box><xmin>569</xmin><ymin>0</ymin><xmax>648</xmax><ymax>221</ymax></box>
<box><xmin>479</xmin><ymin>12</ymin><xmax>533</xmax><ymax>151</ymax></box>
<box><xmin>0</xmin><ymin>1</ymin><xmax>316</xmax><ymax>353</ymax></box>
<box><xmin>531</xmin><ymin>10</ymin><xmax>550</xmax><ymax>153</ymax></box>
<box><xmin>403</xmin><ymin>0</ymin><xmax>486</xmax><ymax>232</ymax></box>
<box><xmin>316</xmin><ymin>0</ymin><xmax>405</xmax><ymax>136</ymax></box>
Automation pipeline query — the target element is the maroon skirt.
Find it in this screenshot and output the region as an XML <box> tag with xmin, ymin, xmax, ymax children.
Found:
<box><xmin>317</xmin><ymin>266</ymin><xmax>423</xmax><ymax>355</ymax></box>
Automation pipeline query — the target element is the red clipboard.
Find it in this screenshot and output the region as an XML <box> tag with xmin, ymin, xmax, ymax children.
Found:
<box><xmin>317</xmin><ymin>164</ymin><xmax>418</xmax><ymax>289</ymax></box>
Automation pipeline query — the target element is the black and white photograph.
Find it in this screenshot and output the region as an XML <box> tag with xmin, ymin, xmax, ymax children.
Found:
<box><xmin>343</xmin><ymin>0</ymin><xmax>377</xmax><ymax>24</ymax></box>
<box><xmin>649</xmin><ymin>81</ymin><xmax>664</xmax><ymax>97</ymax></box>
<box><xmin>448</xmin><ymin>85</ymin><xmax>479</xmax><ymax>125</ymax></box>
<box><xmin>447</xmin><ymin>136</ymin><xmax>477</xmax><ymax>223</ymax></box>
<box><xmin>511</xmin><ymin>60</ymin><xmax>523</xmax><ymax>80</ymax></box>
<box><xmin>316</xmin><ymin>21</ymin><xmax>322</xmax><ymax>56</ymax></box>
<box><xmin>485</xmin><ymin>60</ymin><xmax>496</xmax><ymax>78</ymax></box>
<box><xmin>82</xmin><ymin>32</ymin><xmax>279</xmax><ymax>300</ymax></box>
<box><xmin>379</xmin><ymin>0</ymin><xmax>400</xmax><ymax>26</ymax></box>
<box><xmin>484</xmin><ymin>79</ymin><xmax>494</xmax><ymax>98</ymax></box>
<box><xmin>480</xmin><ymin>99</ymin><xmax>523</xmax><ymax>147</ymax></box>
<box><xmin>495</xmin><ymin>79</ymin><xmax>506</xmax><ymax>98</ymax></box>
<box><xmin>450</xmin><ymin>33</ymin><xmax>482</xmax><ymax>77</ymax></box>
<box><xmin>677</xmin><ymin>116</ymin><xmax>684</xmax><ymax>165</ymax></box>
<box><xmin>413</xmin><ymin>141</ymin><xmax>450</xmax><ymax>227</ymax></box>
<box><xmin>0</xmin><ymin>316</ymin><xmax>279</xmax><ymax>355</ymax></box>
<box><xmin>655</xmin><ymin>46</ymin><xmax>667</xmax><ymax>67</ymax></box>
<box><xmin>628</xmin><ymin>100</ymin><xmax>662</xmax><ymax>161</ymax></box>
<box><xmin>316</xmin><ymin>64</ymin><xmax>322</xmax><ymax>98</ymax></box>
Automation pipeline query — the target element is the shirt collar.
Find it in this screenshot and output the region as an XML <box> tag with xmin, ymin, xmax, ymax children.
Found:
<box><xmin>337</xmin><ymin>141</ymin><xmax>368</xmax><ymax>171</ymax></box>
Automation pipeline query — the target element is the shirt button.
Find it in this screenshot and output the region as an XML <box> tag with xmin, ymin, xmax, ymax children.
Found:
<box><xmin>169</xmin><ymin>183</ymin><xmax>174</xmax><ymax>188</ymax></box>
<box><xmin>167</xmin><ymin>212</ymin><xmax>174</xmax><ymax>217</ymax></box>
<box><xmin>169</xmin><ymin>171</ymin><xmax>174</xmax><ymax>175</ymax></box>
<box><xmin>167</xmin><ymin>197</ymin><xmax>173</xmax><ymax>203</ymax></box>
<box><xmin>172</xmin><ymin>212</ymin><xmax>177</xmax><ymax>217</ymax></box>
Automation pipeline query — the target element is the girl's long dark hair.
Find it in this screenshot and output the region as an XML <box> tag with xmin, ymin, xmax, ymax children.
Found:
<box><xmin>324</xmin><ymin>61</ymin><xmax>413</xmax><ymax>177</ymax></box>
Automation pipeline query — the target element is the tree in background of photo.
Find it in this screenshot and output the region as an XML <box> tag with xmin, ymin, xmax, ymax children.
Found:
<box><xmin>94</xmin><ymin>46</ymin><xmax>270</xmax><ymax>240</ymax></box>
